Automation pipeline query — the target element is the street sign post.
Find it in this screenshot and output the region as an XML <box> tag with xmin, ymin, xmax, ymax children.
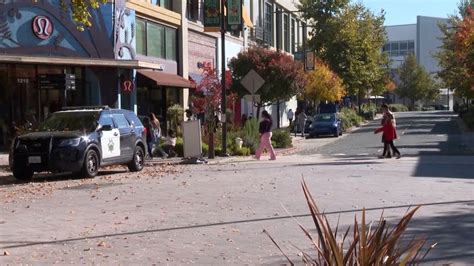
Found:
<box><xmin>240</xmin><ymin>69</ymin><xmax>265</xmax><ymax>116</ymax></box>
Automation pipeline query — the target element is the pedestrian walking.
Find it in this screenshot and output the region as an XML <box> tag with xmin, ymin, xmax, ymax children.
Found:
<box><xmin>254</xmin><ymin>110</ymin><xmax>276</xmax><ymax>160</ymax></box>
<box><xmin>149</xmin><ymin>113</ymin><xmax>168</xmax><ymax>158</ymax></box>
<box><xmin>297</xmin><ymin>109</ymin><xmax>307</xmax><ymax>137</ymax></box>
<box><xmin>380</xmin><ymin>104</ymin><xmax>397</xmax><ymax>157</ymax></box>
<box><xmin>287</xmin><ymin>109</ymin><xmax>294</xmax><ymax>129</ymax></box>
<box><xmin>375</xmin><ymin>112</ymin><xmax>401</xmax><ymax>159</ymax></box>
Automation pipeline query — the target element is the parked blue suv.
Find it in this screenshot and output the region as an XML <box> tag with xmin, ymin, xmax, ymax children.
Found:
<box><xmin>308</xmin><ymin>113</ymin><xmax>342</xmax><ymax>138</ymax></box>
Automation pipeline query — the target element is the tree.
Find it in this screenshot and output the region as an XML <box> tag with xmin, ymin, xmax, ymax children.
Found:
<box><xmin>397</xmin><ymin>54</ymin><xmax>439</xmax><ymax>109</ymax></box>
<box><xmin>299</xmin><ymin>2</ymin><xmax>389</xmax><ymax>108</ymax></box>
<box><xmin>305</xmin><ymin>60</ymin><xmax>346</xmax><ymax>102</ymax></box>
<box><xmin>228</xmin><ymin>45</ymin><xmax>306</xmax><ymax>114</ymax></box>
<box><xmin>454</xmin><ymin>5</ymin><xmax>474</xmax><ymax>91</ymax></box>
<box><xmin>58</xmin><ymin>0</ymin><xmax>107</xmax><ymax>31</ymax></box>
<box><xmin>437</xmin><ymin>0</ymin><xmax>474</xmax><ymax>101</ymax></box>
<box><xmin>191</xmin><ymin>62</ymin><xmax>235</xmax><ymax>158</ymax></box>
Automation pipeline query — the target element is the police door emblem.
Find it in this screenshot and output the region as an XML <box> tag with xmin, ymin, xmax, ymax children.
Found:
<box><xmin>108</xmin><ymin>139</ymin><xmax>114</xmax><ymax>152</ymax></box>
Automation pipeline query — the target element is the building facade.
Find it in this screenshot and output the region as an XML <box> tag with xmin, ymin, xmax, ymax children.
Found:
<box><xmin>0</xmin><ymin>0</ymin><xmax>306</xmax><ymax>149</ymax></box>
<box><xmin>384</xmin><ymin>16</ymin><xmax>454</xmax><ymax>109</ymax></box>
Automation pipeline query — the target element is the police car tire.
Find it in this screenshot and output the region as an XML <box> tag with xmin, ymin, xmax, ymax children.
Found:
<box><xmin>13</xmin><ymin>167</ymin><xmax>34</xmax><ymax>181</ymax></box>
<box><xmin>128</xmin><ymin>145</ymin><xmax>144</xmax><ymax>172</ymax></box>
<box><xmin>81</xmin><ymin>149</ymin><xmax>99</xmax><ymax>178</ymax></box>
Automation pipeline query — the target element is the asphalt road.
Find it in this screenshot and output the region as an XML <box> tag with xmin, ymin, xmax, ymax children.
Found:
<box><xmin>0</xmin><ymin>111</ymin><xmax>473</xmax><ymax>264</ymax></box>
<box><xmin>298</xmin><ymin>111</ymin><xmax>474</xmax><ymax>157</ymax></box>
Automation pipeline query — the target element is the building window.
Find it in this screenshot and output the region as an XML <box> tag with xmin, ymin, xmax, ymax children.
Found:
<box><xmin>283</xmin><ymin>13</ymin><xmax>289</xmax><ymax>52</ymax></box>
<box><xmin>187</xmin><ymin>0</ymin><xmax>200</xmax><ymax>21</ymax></box>
<box><xmin>291</xmin><ymin>18</ymin><xmax>296</xmax><ymax>53</ymax></box>
<box><xmin>157</xmin><ymin>0</ymin><xmax>172</xmax><ymax>10</ymax></box>
<box><xmin>165</xmin><ymin>27</ymin><xmax>176</xmax><ymax>60</ymax></box>
<box><xmin>147</xmin><ymin>23</ymin><xmax>165</xmax><ymax>58</ymax></box>
<box><xmin>383</xmin><ymin>40</ymin><xmax>415</xmax><ymax>57</ymax></box>
<box><xmin>136</xmin><ymin>18</ymin><xmax>177</xmax><ymax>61</ymax></box>
<box><xmin>264</xmin><ymin>1</ymin><xmax>273</xmax><ymax>45</ymax></box>
<box><xmin>136</xmin><ymin>19</ymin><xmax>146</xmax><ymax>55</ymax></box>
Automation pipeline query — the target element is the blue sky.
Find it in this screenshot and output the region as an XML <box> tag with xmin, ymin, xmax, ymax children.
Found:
<box><xmin>356</xmin><ymin>0</ymin><xmax>460</xmax><ymax>25</ymax></box>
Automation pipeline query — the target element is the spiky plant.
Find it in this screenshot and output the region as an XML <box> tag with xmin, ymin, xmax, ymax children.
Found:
<box><xmin>264</xmin><ymin>179</ymin><xmax>436</xmax><ymax>265</ymax></box>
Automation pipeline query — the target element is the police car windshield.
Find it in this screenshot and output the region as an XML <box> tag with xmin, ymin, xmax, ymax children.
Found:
<box><xmin>39</xmin><ymin>111</ymin><xmax>99</xmax><ymax>132</ymax></box>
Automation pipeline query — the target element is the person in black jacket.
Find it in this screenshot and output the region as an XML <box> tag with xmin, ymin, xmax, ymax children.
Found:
<box><xmin>254</xmin><ymin>110</ymin><xmax>276</xmax><ymax>160</ymax></box>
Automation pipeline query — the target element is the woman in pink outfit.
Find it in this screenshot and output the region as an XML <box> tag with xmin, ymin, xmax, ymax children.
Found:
<box><xmin>255</xmin><ymin>110</ymin><xmax>276</xmax><ymax>160</ymax></box>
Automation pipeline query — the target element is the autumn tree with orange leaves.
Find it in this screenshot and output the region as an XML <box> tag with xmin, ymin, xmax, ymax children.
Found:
<box><xmin>191</xmin><ymin>62</ymin><xmax>235</xmax><ymax>158</ymax></box>
<box><xmin>454</xmin><ymin>5</ymin><xmax>474</xmax><ymax>90</ymax></box>
<box><xmin>305</xmin><ymin>61</ymin><xmax>346</xmax><ymax>102</ymax></box>
<box><xmin>437</xmin><ymin>1</ymin><xmax>474</xmax><ymax>101</ymax></box>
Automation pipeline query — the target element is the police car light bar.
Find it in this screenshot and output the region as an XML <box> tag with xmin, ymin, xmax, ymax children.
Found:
<box><xmin>61</xmin><ymin>105</ymin><xmax>110</xmax><ymax>111</ymax></box>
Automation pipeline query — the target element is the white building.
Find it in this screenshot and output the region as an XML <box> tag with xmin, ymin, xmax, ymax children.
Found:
<box><xmin>384</xmin><ymin>16</ymin><xmax>453</xmax><ymax>110</ymax></box>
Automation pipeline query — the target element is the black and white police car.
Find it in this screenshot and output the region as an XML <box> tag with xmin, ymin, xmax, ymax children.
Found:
<box><xmin>9</xmin><ymin>106</ymin><xmax>147</xmax><ymax>181</ymax></box>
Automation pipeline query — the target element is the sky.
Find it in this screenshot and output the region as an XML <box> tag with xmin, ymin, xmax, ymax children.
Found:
<box><xmin>356</xmin><ymin>0</ymin><xmax>460</xmax><ymax>26</ymax></box>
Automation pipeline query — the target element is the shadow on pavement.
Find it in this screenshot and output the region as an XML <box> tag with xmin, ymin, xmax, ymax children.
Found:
<box><xmin>2</xmin><ymin>199</ymin><xmax>472</xmax><ymax>252</ymax></box>
<box><xmin>406</xmin><ymin>208</ymin><xmax>474</xmax><ymax>262</ymax></box>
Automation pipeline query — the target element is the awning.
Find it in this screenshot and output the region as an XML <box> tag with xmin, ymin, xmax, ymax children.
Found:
<box><xmin>137</xmin><ymin>70</ymin><xmax>195</xmax><ymax>88</ymax></box>
<box><xmin>242</xmin><ymin>5</ymin><xmax>253</xmax><ymax>28</ymax></box>
<box><xmin>0</xmin><ymin>55</ymin><xmax>162</xmax><ymax>69</ymax></box>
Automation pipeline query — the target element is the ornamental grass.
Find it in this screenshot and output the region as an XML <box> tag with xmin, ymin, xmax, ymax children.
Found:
<box><xmin>264</xmin><ymin>179</ymin><xmax>436</xmax><ymax>265</ymax></box>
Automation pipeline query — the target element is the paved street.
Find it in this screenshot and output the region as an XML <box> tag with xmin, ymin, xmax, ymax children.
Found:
<box><xmin>1</xmin><ymin>111</ymin><xmax>473</xmax><ymax>264</ymax></box>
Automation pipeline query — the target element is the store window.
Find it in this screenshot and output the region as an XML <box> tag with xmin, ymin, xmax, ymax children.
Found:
<box><xmin>136</xmin><ymin>18</ymin><xmax>177</xmax><ymax>61</ymax></box>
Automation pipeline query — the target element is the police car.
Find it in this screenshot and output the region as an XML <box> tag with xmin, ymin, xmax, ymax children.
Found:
<box><xmin>9</xmin><ymin>106</ymin><xmax>147</xmax><ymax>180</ymax></box>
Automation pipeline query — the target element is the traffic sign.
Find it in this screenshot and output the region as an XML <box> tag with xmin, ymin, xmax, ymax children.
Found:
<box><xmin>240</xmin><ymin>69</ymin><xmax>264</xmax><ymax>94</ymax></box>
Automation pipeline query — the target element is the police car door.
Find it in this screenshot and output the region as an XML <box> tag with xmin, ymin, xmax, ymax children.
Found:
<box><xmin>99</xmin><ymin>112</ymin><xmax>120</xmax><ymax>160</ymax></box>
<box><xmin>111</xmin><ymin>113</ymin><xmax>133</xmax><ymax>160</ymax></box>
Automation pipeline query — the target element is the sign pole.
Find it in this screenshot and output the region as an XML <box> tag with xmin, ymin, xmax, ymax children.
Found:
<box><xmin>220</xmin><ymin>0</ymin><xmax>228</xmax><ymax>156</ymax></box>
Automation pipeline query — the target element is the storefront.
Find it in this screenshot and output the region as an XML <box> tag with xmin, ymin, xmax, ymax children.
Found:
<box><xmin>0</xmin><ymin>1</ymin><xmax>157</xmax><ymax>149</ymax></box>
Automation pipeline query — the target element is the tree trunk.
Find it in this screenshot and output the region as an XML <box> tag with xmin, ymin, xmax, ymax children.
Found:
<box><xmin>208</xmin><ymin>128</ymin><xmax>215</xmax><ymax>159</ymax></box>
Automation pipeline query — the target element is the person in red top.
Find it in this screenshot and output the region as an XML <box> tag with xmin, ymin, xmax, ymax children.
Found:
<box><xmin>374</xmin><ymin>116</ymin><xmax>401</xmax><ymax>159</ymax></box>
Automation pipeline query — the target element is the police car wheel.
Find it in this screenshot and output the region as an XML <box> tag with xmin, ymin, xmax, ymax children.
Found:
<box><xmin>128</xmin><ymin>146</ymin><xmax>144</xmax><ymax>172</ymax></box>
<box><xmin>13</xmin><ymin>167</ymin><xmax>34</xmax><ymax>181</ymax></box>
<box><xmin>81</xmin><ymin>149</ymin><xmax>99</xmax><ymax>178</ymax></box>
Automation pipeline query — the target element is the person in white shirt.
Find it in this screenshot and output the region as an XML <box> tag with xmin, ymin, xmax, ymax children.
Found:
<box><xmin>287</xmin><ymin>109</ymin><xmax>294</xmax><ymax>129</ymax></box>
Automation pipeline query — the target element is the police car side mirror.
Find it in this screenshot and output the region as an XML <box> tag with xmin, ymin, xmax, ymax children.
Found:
<box><xmin>100</xmin><ymin>124</ymin><xmax>113</xmax><ymax>131</ymax></box>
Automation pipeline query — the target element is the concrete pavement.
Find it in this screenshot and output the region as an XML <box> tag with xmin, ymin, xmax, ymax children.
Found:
<box><xmin>1</xmin><ymin>113</ymin><xmax>473</xmax><ymax>264</ymax></box>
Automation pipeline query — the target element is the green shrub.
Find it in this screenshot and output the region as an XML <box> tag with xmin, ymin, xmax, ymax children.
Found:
<box><xmin>461</xmin><ymin>109</ymin><xmax>474</xmax><ymax>129</ymax></box>
<box><xmin>233</xmin><ymin>147</ymin><xmax>251</xmax><ymax>156</ymax></box>
<box><xmin>201</xmin><ymin>142</ymin><xmax>209</xmax><ymax>156</ymax></box>
<box><xmin>388</xmin><ymin>104</ymin><xmax>409</xmax><ymax>112</ymax></box>
<box><xmin>167</xmin><ymin>104</ymin><xmax>184</xmax><ymax>136</ymax></box>
<box><xmin>339</xmin><ymin>107</ymin><xmax>364</xmax><ymax>131</ymax></box>
<box><xmin>174</xmin><ymin>137</ymin><xmax>184</xmax><ymax>157</ymax></box>
<box><xmin>271</xmin><ymin>128</ymin><xmax>292</xmax><ymax>148</ymax></box>
<box><xmin>242</xmin><ymin>118</ymin><xmax>259</xmax><ymax>152</ymax></box>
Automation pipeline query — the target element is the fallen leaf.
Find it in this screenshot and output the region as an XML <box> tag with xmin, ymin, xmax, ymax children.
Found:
<box><xmin>97</xmin><ymin>241</ymin><xmax>106</xmax><ymax>247</ymax></box>
<box><xmin>3</xmin><ymin>250</ymin><xmax>10</xmax><ymax>256</ymax></box>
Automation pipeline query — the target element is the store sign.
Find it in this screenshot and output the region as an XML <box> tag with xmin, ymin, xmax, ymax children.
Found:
<box><xmin>122</xmin><ymin>80</ymin><xmax>134</xmax><ymax>93</ymax></box>
<box><xmin>37</xmin><ymin>74</ymin><xmax>75</xmax><ymax>90</ymax></box>
<box><xmin>32</xmin><ymin>15</ymin><xmax>54</xmax><ymax>40</ymax></box>
<box><xmin>226</xmin><ymin>0</ymin><xmax>242</xmax><ymax>31</ymax></box>
<box><xmin>203</xmin><ymin>0</ymin><xmax>221</xmax><ymax>32</ymax></box>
